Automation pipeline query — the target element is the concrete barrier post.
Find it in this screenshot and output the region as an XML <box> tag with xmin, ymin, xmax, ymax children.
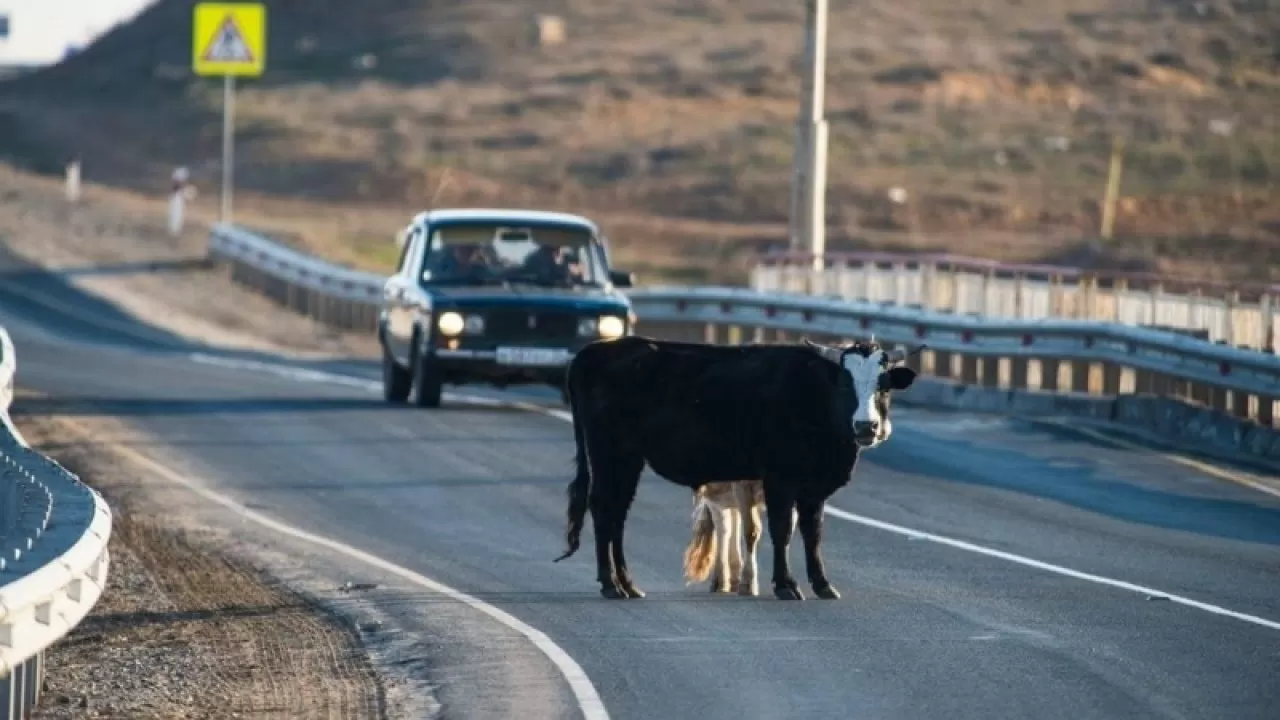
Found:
<box><xmin>65</xmin><ymin>158</ymin><xmax>81</xmax><ymax>203</ymax></box>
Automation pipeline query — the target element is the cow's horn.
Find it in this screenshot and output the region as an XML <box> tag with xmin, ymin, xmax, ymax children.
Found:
<box><xmin>887</xmin><ymin>344</ymin><xmax>928</xmax><ymax>364</ymax></box>
<box><xmin>803</xmin><ymin>338</ymin><xmax>842</xmax><ymax>364</ymax></box>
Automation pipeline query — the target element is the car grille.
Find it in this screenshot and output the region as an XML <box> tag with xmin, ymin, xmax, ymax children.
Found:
<box><xmin>483</xmin><ymin>308</ymin><xmax>581</xmax><ymax>344</ymax></box>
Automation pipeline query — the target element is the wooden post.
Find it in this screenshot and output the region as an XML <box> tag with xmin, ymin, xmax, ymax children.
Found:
<box><xmin>1100</xmin><ymin>135</ymin><xmax>1125</xmax><ymax>241</ymax></box>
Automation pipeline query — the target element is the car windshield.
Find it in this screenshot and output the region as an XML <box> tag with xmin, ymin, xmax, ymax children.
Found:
<box><xmin>420</xmin><ymin>221</ymin><xmax>606</xmax><ymax>288</ymax></box>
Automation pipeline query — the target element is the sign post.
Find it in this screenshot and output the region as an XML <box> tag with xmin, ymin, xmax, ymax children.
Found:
<box><xmin>192</xmin><ymin>2</ymin><xmax>266</xmax><ymax>225</ymax></box>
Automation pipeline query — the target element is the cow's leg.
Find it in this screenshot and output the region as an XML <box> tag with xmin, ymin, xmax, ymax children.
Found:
<box><xmin>763</xmin><ymin>481</ymin><xmax>803</xmax><ymax>601</ymax></box>
<box><xmin>796</xmin><ymin>495</ymin><xmax>839</xmax><ymax>599</ymax></box>
<box><xmin>606</xmin><ymin>456</ymin><xmax>647</xmax><ymax>599</ymax></box>
<box><xmin>590</xmin><ymin>501</ymin><xmax>624</xmax><ymax>599</ymax></box>
<box><xmin>738</xmin><ymin>487</ymin><xmax>762</xmax><ymax>596</ymax></box>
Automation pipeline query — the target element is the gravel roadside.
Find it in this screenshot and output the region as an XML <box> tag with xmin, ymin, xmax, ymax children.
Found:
<box><xmin>19</xmin><ymin>407</ymin><xmax>388</xmax><ymax>720</ymax></box>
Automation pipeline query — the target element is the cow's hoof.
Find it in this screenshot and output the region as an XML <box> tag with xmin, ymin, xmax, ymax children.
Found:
<box><xmin>813</xmin><ymin>584</ymin><xmax>841</xmax><ymax>600</ymax></box>
<box><xmin>774</xmin><ymin>586</ymin><xmax>805</xmax><ymax>601</ymax></box>
<box><xmin>737</xmin><ymin>582</ymin><xmax>759</xmax><ymax>597</ymax></box>
<box><xmin>621</xmin><ymin>584</ymin><xmax>646</xmax><ymax>599</ymax></box>
<box><xmin>710</xmin><ymin>583</ymin><xmax>731</xmax><ymax>593</ymax></box>
<box><xmin>600</xmin><ymin>586</ymin><xmax>628</xmax><ymax>599</ymax></box>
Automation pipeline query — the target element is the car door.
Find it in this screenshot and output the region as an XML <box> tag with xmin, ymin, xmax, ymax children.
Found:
<box><xmin>384</xmin><ymin>224</ymin><xmax>424</xmax><ymax>364</ymax></box>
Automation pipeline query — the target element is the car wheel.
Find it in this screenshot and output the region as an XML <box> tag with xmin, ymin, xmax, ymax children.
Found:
<box><xmin>413</xmin><ymin>350</ymin><xmax>444</xmax><ymax>408</ymax></box>
<box><xmin>382</xmin><ymin>347</ymin><xmax>412</xmax><ymax>403</ymax></box>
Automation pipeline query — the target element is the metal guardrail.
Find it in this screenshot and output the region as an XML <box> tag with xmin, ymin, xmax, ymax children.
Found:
<box><xmin>0</xmin><ymin>327</ymin><xmax>113</xmax><ymax>719</ymax></box>
<box><xmin>206</xmin><ymin>224</ymin><xmax>1280</xmax><ymax>429</ymax></box>
<box><xmin>752</xmin><ymin>250</ymin><xmax>1279</xmax><ymax>354</ymax></box>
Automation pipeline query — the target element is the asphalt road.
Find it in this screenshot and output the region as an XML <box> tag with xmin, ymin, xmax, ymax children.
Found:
<box><xmin>3</xmin><ymin>257</ymin><xmax>1280</xmax><ymax>720</ymax></box>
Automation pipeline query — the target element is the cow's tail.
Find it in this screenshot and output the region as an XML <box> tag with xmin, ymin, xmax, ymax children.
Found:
<box><xmin>555</xmin><ymin>358</ymin><xmax>592</xmax><ymax>562</ymax></box>
<box><xmin>682</xmin><ymin>495</ymin><xmax>717</xmax><ymax>583</ymax></box>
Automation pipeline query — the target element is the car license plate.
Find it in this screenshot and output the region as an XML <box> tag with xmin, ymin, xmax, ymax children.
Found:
<box><xmin>496</xmin><ymin>346</ymin><xmax>570</xmax><ymax>366</ymax></box>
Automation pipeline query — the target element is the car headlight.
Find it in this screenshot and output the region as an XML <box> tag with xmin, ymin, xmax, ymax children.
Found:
<box><xmin>437</xmin><ymin>311</ymin><xmax>465</xmax><ymax>336</ymax></box>
<box><xmin>597</xmin><ymin>315</ymin><xmax>625</xmax><ymax>339</ymax></box>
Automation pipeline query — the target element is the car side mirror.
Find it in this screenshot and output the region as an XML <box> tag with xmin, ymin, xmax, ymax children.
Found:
<box><xmin>609</xmin><ymin>270</ymin><xmax>634</xmax><ymax>288</ymax></box>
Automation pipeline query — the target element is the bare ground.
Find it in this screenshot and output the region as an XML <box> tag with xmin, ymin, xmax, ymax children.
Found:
<box><xmin>2</xmin><ymin>0</ymin><xmax>1278</xmax><ymax>285</ymax></box>
<box><xmin>0</xmin><ymin>164</ymin><xmax>377</xmax><ymax>359</ymax></box>
<box><xmin>19</xmin><ymin>407</ymin><xmax>386</xmax><ymax>720</ymax></box>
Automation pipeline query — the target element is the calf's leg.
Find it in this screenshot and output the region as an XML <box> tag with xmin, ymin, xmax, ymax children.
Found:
<box><xmin>708</xmin><ymin>506</ymin><xmax>735</xmax><ymax>593</ymax></box>
<box><xmin>763</xmin><ymin>481</ymin><xmax>803</xmax><ymax>600</ymax></box>
<box><xmin>796</xmin><ymin>496</ymin><xmax>839</xmax><ymax>599</ymax></box>
<box><xmin>726</xmin><ymin>503</ymin><xmax>744</xmax><ymax>591</ymax></box>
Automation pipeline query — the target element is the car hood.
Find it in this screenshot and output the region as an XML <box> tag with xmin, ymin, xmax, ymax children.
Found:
<box><xmin>429</xmin><ymin>285</ymin><xmax>630</xmax><ymax>312</ymax></box>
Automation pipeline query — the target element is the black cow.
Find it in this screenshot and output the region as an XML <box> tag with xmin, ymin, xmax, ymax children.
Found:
<box><xmin>553</xmin><ymin>335</ymin><xmax>921</xmax><ymax>600</ymax></box>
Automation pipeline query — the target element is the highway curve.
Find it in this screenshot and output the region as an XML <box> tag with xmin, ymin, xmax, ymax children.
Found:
<box><xmin>3</xmin><ymin>267</ymin><xmax>1280</xmax><ymax>720</ymax></box>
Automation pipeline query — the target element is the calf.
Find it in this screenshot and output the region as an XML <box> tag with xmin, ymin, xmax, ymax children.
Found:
<box><xmin>554</xmin><ymin>335</ymin><xmax>920</xmax><ymax>600</ymax></box>
<box><xmin>681</xmin><ymin>479</ymin><xmax>776</xmax><ymax>596</ymax></box>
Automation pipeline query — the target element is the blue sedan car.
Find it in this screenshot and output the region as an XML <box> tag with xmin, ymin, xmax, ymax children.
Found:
<box><xmin>378</xmin><ymin>208</ymin><xmax>636</xmax><ymax>407</ymax></box>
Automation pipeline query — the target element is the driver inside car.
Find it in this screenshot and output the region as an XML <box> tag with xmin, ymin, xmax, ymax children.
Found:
<box><xmin>433</xmin><ymin>243</ymin><xmax>491</xmax><ymax>279</ymax></box>
<box><xmin>520</xmin><ymin>243</ymin><xmax>581</xmax><ymax>284</ymax></box>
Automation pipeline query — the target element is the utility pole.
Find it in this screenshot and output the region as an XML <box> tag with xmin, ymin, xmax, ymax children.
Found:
<box><xmin>804</xmin><ymin>0</ymin><xmax>830</xmax><ymax>273</ymax></box>
<box><xmin>787</xmin><ymin>0</ymin><xmax>830</xmax><ymax>274</ymax></box>
<box><xmin>786</xmin><ymin>4</ymin><xmax>815</xmax><ymax>256</ymax></box>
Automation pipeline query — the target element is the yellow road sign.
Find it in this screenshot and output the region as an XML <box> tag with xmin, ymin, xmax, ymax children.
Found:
<box><xmin>192</xmin><ymin>2</ymin><xmax>265</xmax><ymax>77</ymax></box>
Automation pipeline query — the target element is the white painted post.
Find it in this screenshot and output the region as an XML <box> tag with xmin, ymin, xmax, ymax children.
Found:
<box><xmin>65</xmin><ymin>158</ymin><xmax>81</xmax><ymax>203</ymax></box>
<box><xmin>168</xmin><ymin>167</ymin><xmax>196</xmax><ymax>237</ymax></box>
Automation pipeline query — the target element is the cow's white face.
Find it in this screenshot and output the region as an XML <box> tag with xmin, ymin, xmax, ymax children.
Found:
<box><xmin>805</xmin><ymin>339</ymin><xmax>919</xmax><ymax>449</ymax></box>
<box><xmin>841</xmin><ymin>349</ymin><xmax>892</xmax><ymax>447</ymax></box>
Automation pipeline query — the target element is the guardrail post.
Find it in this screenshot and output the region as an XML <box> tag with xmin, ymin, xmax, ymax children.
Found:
<box><xmin>1040</xmin><ymin>358</ymin><xmax>1061</xmax><ymax>391</ymax></box>
<box><xmin>921</xmin><ymin>262</ymin><xmax>936</xmax><ymax>311</ymax></box>
<box><xmin>1149</xmin><ymin>282</ymin><xmax>1163</xmax><ymax>326</ymax></box>
<box><xmin>933</xmin><ymin>350</ymin><xmax>953</xmax><ymax>379</ymax></box>
<box><xmin>1263</xmin><ymin>292</ymin><xmax>1275</xmax><ymax>354</ymax></box>
<box><xmin>1112</xmin><ymin>278</ymin><xmax>1127</xmax><ymax>323</ymax></box>
<box><xmin>1224</xmin><ymin>290</ymin><xmax>1239</xmax><ymax>348</ymax></box>
<box><xmin>960</xmin><ymin>354</ymin><xmax>980</xmax><ymax>385</ymax></box>
<box><xmin>1068</xmin><ymin>360</ymin><xmax>1088</xmax><ymax>393</ymax></box>
<box><xmin>980</xmin><ymin>269</ymin><xmax>992</xmax><ymax>316</ymax></box>
<box><xmin>1010</xmin><ymin>357</ymin><xmax>1029</xmax><ymax>390</ymax></box>
<box><xmin>1187</xmin><ymin>287</ymin><xmax>1202</xmax><ymax>340</ymax></box>
<box><xmin>1102</xmin><ymin>363</ymin><xmax>1123</xmax><ymax>395</ymax></box>
<box><xmin>981</xmin><ymin>357</ymin><xmax>1000</xmax><ymax>388</ymax></box>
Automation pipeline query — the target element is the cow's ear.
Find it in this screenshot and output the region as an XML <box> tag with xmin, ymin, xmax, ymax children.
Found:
<box><xmin>884</xmin><ymin>366</ymin><xmax>917</xmax><ymax>390</ymax></box>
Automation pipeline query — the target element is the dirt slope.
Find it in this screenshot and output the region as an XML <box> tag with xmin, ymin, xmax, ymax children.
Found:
<box><xmin>1</xmin><ymin>0</ymin><xmax>1277</xmax><ymax>285</ymax></box>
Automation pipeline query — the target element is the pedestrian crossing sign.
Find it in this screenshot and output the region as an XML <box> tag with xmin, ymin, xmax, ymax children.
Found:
<box><xmin>193</xmin><ymin>3</ymin><xmax>265</xmax><ymax>77</ymax></box>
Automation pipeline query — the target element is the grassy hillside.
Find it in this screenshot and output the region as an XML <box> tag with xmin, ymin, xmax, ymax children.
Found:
<box><xmin>1</xmin><ymin>0</ymin><xmax>1277</xmax><ymax>285</ymax></box>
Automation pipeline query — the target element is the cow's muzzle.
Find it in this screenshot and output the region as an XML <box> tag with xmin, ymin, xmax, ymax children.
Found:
<box><xmin>852</xmin><ymin>420</ymin><xmax>879</xmax><ymax>445</ymax></box>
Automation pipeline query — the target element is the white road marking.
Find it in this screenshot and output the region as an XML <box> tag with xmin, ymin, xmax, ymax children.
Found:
<box><xmin>187</xmin><ymin>353</ymin><xmax>1280</xmax><ymax>634</ymax></box>
<box><xmin>153</xmin><ymin>353</ymin><xmax>613</xmax><ymax>720</ymax></box>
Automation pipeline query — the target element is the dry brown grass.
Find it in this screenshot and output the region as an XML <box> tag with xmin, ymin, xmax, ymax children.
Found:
<box><xmin>0</xmin><ymin>0</ymin><xmax>1277</xmax><ymax>285</ymax></box>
